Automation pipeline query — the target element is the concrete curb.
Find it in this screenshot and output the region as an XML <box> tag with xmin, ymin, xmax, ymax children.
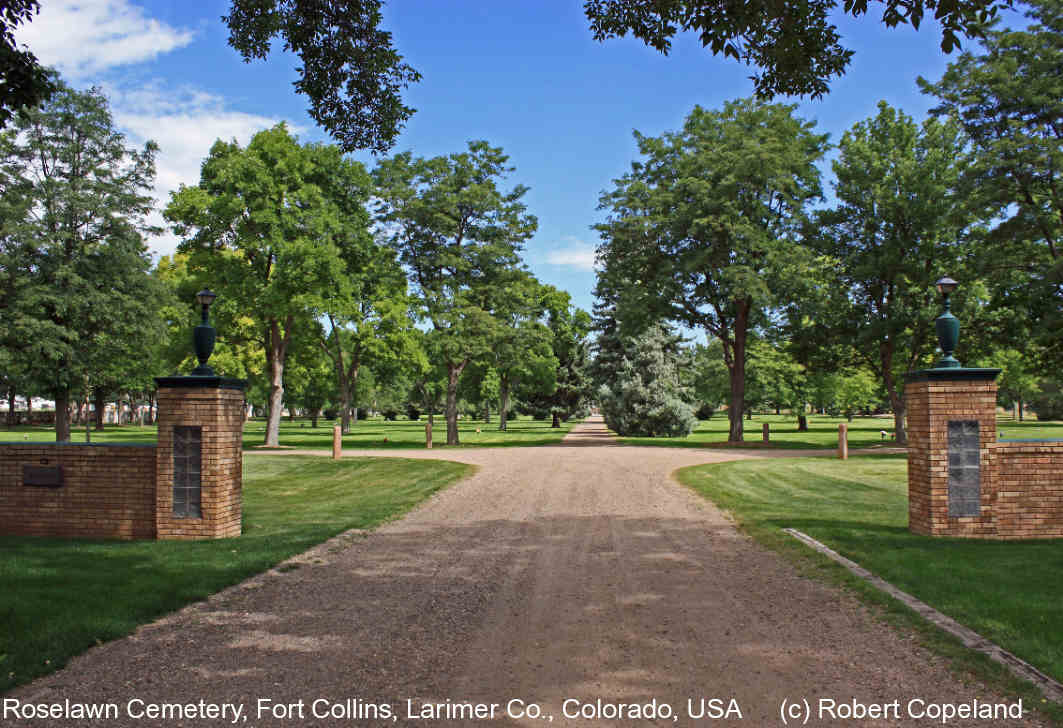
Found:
<box><xmin>783</xmin><ymin>528</ymin><xmax>1063</xmax><ymax>705</ymax></box>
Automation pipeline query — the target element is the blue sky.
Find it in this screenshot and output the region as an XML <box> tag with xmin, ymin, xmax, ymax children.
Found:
<box><xmin>14</xmin><ymin>0</ymin><xmax>1004</xmax><ymax>316</ymax></box>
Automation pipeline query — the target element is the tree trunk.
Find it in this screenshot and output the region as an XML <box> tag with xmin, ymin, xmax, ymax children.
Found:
<box><xmin>884</xmin><ymin>379</ymin><xmax>907</xmax><ymax>445</ymax></box>
<box><xmin>848</xmin><ymin>412</ymin><xmax>854</xmax><ymax>422</ymax></box>
<box><xmin>498</xmin><ymin>376</ymin><xmax>510</xmax><ymax>432</ymax></box>
<box><xmin>725</xmin><ymin>300</ymin><xmax>750</xmax><ymax>442</ymax></box>
<box><xmin>1018</xmin><ymin>395</ymin><xmax>1024</xmax><ymax>422</ymax></box>
<box><xmin>775</xmin><ymin>405</ymin><xmax>781</xmax><ymax>415</ymax></box>
<box><xmin>483</xmin><ymin>403</ymin><xmax>490</xmax><ymax>423</ymax></box>
<box><xmin>797</xmin><ymin>414</ymin><xmax>808</xmax><ymax>431</ymax></box>
<box><xmin>94</xmin><ymin>389</ymin><xmax>106</xmax><ymax>431</ymax></box>
<box><xmin>6</xmin><ymin>387</ymin><xmax>15</xmax><ymax>428</ymax></box>
<box><xmin>311</xmin><ymin>410</ymin><xmax>319</xmax><ymax>428</ymax></box>
<box><xmin>55</xmin><ymin>388</ymin><xmax>71</xmax><ymax>442</ymax></box>
<box><xmin>339</xmin><ymin>368</ymin><xmax>358</xmax><ymax>434</ymax></box>
<box><xmin>445</xmin><ymin>360</ymin><xmax>466</xmax><ymax>446</ymax></box>
<box><xmin>264</xmin><ymin>317</ymin><xmax>292</xmax><ymax>447</ymax></box>
<box><xmin>552</xmin><ymin>411</ymin><xmax>561</xmax><ymax>428</ymax></box>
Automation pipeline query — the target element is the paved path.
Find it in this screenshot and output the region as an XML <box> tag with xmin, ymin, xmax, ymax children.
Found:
<box><xmin>9</xmin><ymin>417</ymin><xmax>1038</xmax><ymax>726</ymax></box>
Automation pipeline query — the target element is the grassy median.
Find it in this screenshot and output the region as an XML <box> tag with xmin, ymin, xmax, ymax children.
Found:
<box><xmin>0</xmin><ymin>455</ymin><xmax>472</xmax><ymax>693</ymax></box>
<box><xmin>676</xmin><ymin>456</ymin><xmax>1063</xmax><ymax>722</ymax></box>
<box><xmin>619</xmin><ymin>414</ymin><xmax>1063</xmax><ymax>449</ymax></box>
<box><xmin>2</xmin><ymin>415</ymin><xmax>581</xmax><ymax>450</ymax></box>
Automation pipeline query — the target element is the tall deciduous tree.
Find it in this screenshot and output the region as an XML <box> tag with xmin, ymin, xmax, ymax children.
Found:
<box><xmin>595</xmin><ymin>99</ymin><xmax>826</xmax><ymax>442</ymax></box>
<box><xmin>316</xmin><ymin>236</ymin><xmax>414</xmax><ymax>433</ymax></box>
<box><xmin>808</xmin><ymin>102</ymin><xmax>975</xmax><ymax>443</ymax></box>
<box><xmin>538</xmin><ymin>286</ymin><xmax>593</xmax><ymax>427</ymax></box>
<box><xmin>165</xmin><ymin>124</ymin><xmax>373</xmax><ymax>446</ymax></box>
<box><xmin>490</xmin><ymin>272</ymin><xmax>556</xmax><ymax>431</ymax></box>
<box><xmin>0</xmin><ymin>81</ymin><xmax>159</xmax><ymax>441</ymax></box>
<box><xmin>373</xmin><ymin>141</ymin><xmax>537</xmax><ymax>445</ymax></box>
<box><xmin>919</xmin><ymin>0</ymin><xmax>1063</xmax><ymax>365</ymax></box>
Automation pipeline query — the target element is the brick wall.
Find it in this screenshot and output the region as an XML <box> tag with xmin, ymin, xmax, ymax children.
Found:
<box><xmin>995</xmin><ymin>442</ymin><xmax>1063</xmax><ymax>539</ymax></box>
<box><xmin>906</xmin><ymin>370</ymin><xmax>1063</xmax><ymax>540</ymax></box>
<box><xmin>155</xmin><ymin>382</ymin><xmax>244</xmax><ymax>540</ymax></box>
<box><xmin>0</xmin><ymin>443</ymin><xmax>157</xmax><ymax>539</ymax></box>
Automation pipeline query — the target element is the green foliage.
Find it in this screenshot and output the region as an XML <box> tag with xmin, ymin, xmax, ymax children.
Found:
<box><xmin>595</xmin><ymin>98</ymin><xmax>827</xmax><ymax>441</ymax></box>
<box><xmin>0</xmin><ymin>3</ymin><xmax>56</xmax><ymax>128</ymax></box>
<box><xmin>598</xmin><ymin>324</ymin><xmax>697</xmax><ymax>437</ymax></box>
<box><xmin>986</xmin><ymin>349</ymin><xmax>1038</xmax><ymax>415</ymax></box>
<box><xmin>0</xmin><ymin>80</ymin><xmax>161</xmax><ymax>440</ymax></box>
<box><xmin>165</xmin><ymin>123</ymin><xmax>374</xmax><ymax>445</ymax></box>
<box><xmin>1029</xmin><ymin>379</ymin><xmax>1063</xmax><ymax>421</ymax></box>
<box><xmin>744</xmin><ymin>339</ymin><xmax>806</xmax><ymax>414</ymax></box>
<box><xmin>223</xmin><ymin>0</ymin><xmax>420</xmax><ymax>153</ymax></box>
<box><xmin>373</xmin><ymin>140</ymin><xmax>537</xmax><ymax>444</ymax></box>
<box><xmin>523</xmin><ymin>287</ymin><xmax>593</xmax><ymax>425</ymax></box>
<box><xmin>835</xmin><ymin>368</ymin><xmax>881</xmax><ymax>419</ymax></box>
<box><xmin>920</xmin><ymin>0</ymin><xmax>1063</xmax><ymax>367</ymax></box>
<box><xmin>803</xmin><ymin>101</ymin><xmax>976</xmax><ymax>442</ymax></box>
<box><xmin>584</xmin><ymin>0</ymin><xmax>1007</xmax><ymax>99</ymax></box>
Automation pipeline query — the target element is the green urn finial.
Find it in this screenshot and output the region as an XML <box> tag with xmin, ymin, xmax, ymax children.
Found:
<box><xmin>192</xmin><ymin>289</ymin><xmax>217</xmax><ymax>376</ymax></box>
<box><xmin>934</xmin><ymin>277</ymin><xmax>960</xmax><ymax>368</ymax></box>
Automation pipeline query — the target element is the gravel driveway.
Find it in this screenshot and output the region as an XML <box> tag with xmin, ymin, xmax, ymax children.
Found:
<box><xmin>6</xmin><ymin>417</ymin><xmax>1040</xmax><ymax>726</ymax></box>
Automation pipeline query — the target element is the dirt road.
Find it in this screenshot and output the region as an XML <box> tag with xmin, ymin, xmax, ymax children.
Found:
<box><xmin>7</xmin><ymin>417</ymin><xmax>1038</xmax><ymax>726</ymax></box>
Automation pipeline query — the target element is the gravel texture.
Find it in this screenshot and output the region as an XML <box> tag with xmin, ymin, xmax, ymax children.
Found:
<box><xmin>5</xmin><ymin>416</ymin><xmax>1042</xmax><ymax>727</ymax></box>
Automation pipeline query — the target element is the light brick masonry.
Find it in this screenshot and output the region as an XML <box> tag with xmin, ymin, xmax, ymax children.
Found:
<box><xmin>906</xmin><ymin>369</ymin><xmax>1063</xmax><ymax>539</ymax></box>
<box><xmin>0</xmin><ymin>376</ymin><xmax>246</xmax><ymax>541</ymax></box>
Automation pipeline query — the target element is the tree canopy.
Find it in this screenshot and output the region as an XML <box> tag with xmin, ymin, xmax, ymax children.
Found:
<box><xmin>165</xmin><ymin>123</ymin><xmax>375</xmax><ymax>446</ymax></box>
<box><xmin>0</xmin><ymin>81</ymin><xmax>159</xmax><ymax>440</ymax></box>
<box><xmin>595</xmin><ymin>98</ymin><xmax>827</xmax><ymax>441</ymax></box>
<box><xmin>585</xmin><ymin>0</ymin><xmax>1011</xmax><ymax>98</ymax></box>
<box><xmin>223</xmin><ymin>0</ymin><xmax>420</xmax><ymax>153</ymax></box>
<box><xmin>373</xmin><ymin>140</ymin><xmax>537</xmax><ymax>445</ymax></box>
<box><xmin>0</xmin><ymin>1</ymin><xmax>55</xmax><ymax>128</ymax></box>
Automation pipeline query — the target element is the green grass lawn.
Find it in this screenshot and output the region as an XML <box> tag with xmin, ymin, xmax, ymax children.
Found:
<box><xmin>676</xmin><ymin>456</ymin><xmax>1063</xmax><ymax>721</ymax></box>
<box><xmin>0</xmin><ymin>414</ymin><xmax>582</xmax><ymax>450</ymax></box>
<box><xmin>0</xmin><ymin>455</ymin><xmax>472</xmax><ymax>693</ymax></box>
<box><xmin>618</xmin><ymin>413</ymin><xmax>1063</xmax><ymax>449</ymax></box>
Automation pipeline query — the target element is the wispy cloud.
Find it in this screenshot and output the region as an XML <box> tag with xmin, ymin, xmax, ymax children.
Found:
<box><xmin>109</xmin><ymin>84</ymin><xmax>285</xmax><ymax>256</ymax></box>
<box><xmin>544</xmin><ymin>238</ymin><xmax>599</xmax><ymax>271</ymax></box>
<box><xmin>14</xmin><ymin>0</ymin><xmax>196</xmax><ymax>80</ymax></box>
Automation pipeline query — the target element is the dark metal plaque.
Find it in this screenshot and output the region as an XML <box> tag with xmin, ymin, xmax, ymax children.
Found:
<box><xmin>173</xmin><ymin>426</ymin><xmax>202</xmax><ymax>518</ymax></box>
<box><xmin>23</xmin><ymin>465</ymin><xmax>63</xmax><ymax>487</ymax></box>
<box><xmin>948</xmin><ymin>420</ymin><xmax>981</xmax><ymax>517</ymax></box>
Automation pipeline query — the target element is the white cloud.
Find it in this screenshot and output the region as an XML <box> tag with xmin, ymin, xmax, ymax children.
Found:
<box><xmin>109</xmin><ymin>85</ymin><xmax>285</xmax><ymax>257</ymax></box>
<box><xmin>14</xmin><ymin>0</ymin><xmax>196</xmax><ymax>80</ymax></box>
<box><xmin>544</xmin><ymin>239</ymin><xmax>599</xmax><ymax>271</ymax></box>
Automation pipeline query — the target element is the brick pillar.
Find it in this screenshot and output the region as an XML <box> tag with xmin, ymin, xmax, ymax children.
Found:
<box><xmin>154</xmin><ymin>376</ymin><xmax>247</xmax><ymax>540</ymax></box>
<box><xmin>904</xmin><ymin>369</ymin><xmax>999</xmax><ymax>537</ymax></box>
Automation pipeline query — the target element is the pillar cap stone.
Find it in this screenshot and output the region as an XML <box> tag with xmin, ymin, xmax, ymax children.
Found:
<box><xmin>155</xmin><ymin>376</ymin><xmax>248</xmax><ymax>391</ymax></box>
<box><xmin>905</xmin><ymin>368</ymin><xmax>1001</xmax><ymax>384</ymax></box>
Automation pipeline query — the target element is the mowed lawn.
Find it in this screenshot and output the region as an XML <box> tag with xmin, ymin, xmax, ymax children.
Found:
<box><xmin>1</xmin><ymin>414</ymin><xmax>582</xmax><ymax>450</ymax></box>
<box><xmin>0</xmin><ymin>455</ymin><xmax>472</xmax><ymax>693</ymax></box>
<box><xmin>676</xmin><ymin>456</ymin><xmax>1063</xmax><ymax>699</ymax></box>
<box><xmin>619</xmin><ymin>413</ymin><xmax>1063</xmax><ymax>449</ymax></box>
